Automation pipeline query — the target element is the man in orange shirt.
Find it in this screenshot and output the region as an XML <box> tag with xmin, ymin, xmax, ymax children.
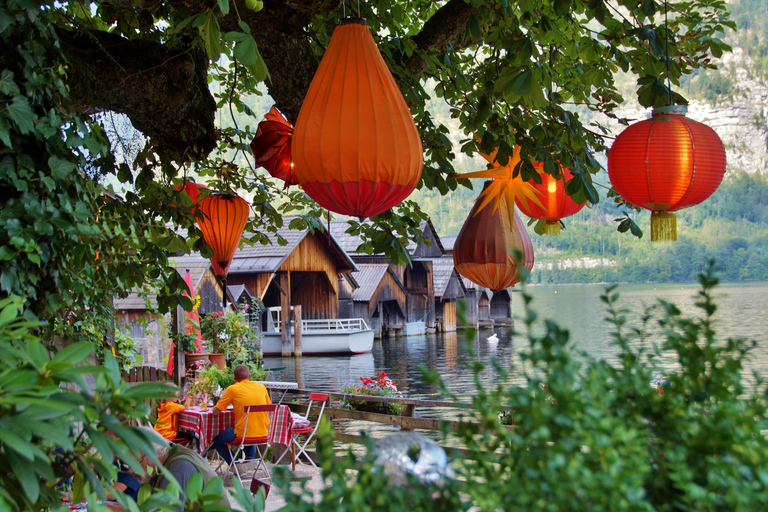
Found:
<box><xmin>210</xmin><ymin>364</ymin><xmax>271</xmax><ymax>464</ymax></box>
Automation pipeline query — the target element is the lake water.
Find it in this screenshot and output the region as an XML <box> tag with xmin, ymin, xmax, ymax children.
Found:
<box><xmin>264</xmin><ymin>281</ymin><xmax>768</xmax><ymax>398</ymax></box>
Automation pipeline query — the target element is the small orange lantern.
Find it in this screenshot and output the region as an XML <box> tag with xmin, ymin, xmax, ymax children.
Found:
<box><xmin>453</xmin><ymin>181</ymin><xmax>534</xmax><ymax>291</ymax></box>
<box><xmin>607</xmin><ymin>105</ymin><xmax>726</xmax><ymax>241</ymax></box>
<box><xmin>250</xmin><ymin>106</ymin><xmax>297</xmax><ymax>187</ymax></box>
<box><xmin>292</xmin><ymin>18</ymin><xmax>422</xmax><ymax>218</ymax></box>
<box><xmin>195</xmin><ymin>193</ymin><xmax>249</xmax><ymax>276</ymax></box>
<box><xmin>516</xmin><ymin>165</ymin><xmax>586</xmax><ymax>235</ymax></box>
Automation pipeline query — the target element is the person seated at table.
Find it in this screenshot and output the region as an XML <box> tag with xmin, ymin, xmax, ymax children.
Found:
<box><xmin>154</xmin><ymin>397</ymin><xmax>195</xmax><ymax>447</ymax></box>
<box><xmin>210</xmin><ymin>364</ymin><xmax>270</xmax><ymax>465</ymax></box>
<box><xmin>138</xmin><ymin>428</ymin><xmax>228</xmax><ymax>508</ymax></box>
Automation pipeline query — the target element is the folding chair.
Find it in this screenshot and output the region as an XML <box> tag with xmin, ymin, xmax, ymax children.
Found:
<box><xmin>276</xmin><ymin>392</ymin><xmax>328</xmax><ymax>469</ymax></box>
<box><xmin>224</xmin><ymin>404</ymin><xmax>279</xmax><ymax>484</ymax></box>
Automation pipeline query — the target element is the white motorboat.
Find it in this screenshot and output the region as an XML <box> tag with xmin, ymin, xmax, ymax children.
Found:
<box><xmin>260</xmin><ymin>307</ymin><xmax>374</xmax><ymax>356</ymax></box>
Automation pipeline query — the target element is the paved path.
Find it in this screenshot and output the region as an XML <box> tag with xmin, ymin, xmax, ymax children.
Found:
<box><xmin>224</xmin><ymin>465</ymin><xmax>323</xmax><ymax>511</ymax></box>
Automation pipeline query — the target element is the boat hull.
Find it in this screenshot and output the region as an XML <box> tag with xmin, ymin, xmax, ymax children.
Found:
<box><xmin>260</xmin><ymin>329</ymin><xmax>374</xmax><ymax>356</ymax></box>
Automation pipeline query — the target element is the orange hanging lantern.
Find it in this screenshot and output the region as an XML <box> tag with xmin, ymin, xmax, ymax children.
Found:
<box><xmin>453</xmin><ymin>181</ymin><xmax>534</xmax><ymax>292</ymax></box>
<box><xmin>607</xmin><ymin>105</ymin><xmax>726</xmax><ymax>241</ymax></box>
<box><xmin>292</xmin><ymin>18</ymin><xmax>422</xmax><ymax>218</ymax></box>
<box><xmin>195</xmin><ymin>193</ymin><xmax>249</xmax><ymax>276</ymax></box>
<box><xmin>250</xmin><ymin>106</ymin><xmax>297</xmax><ymax>187</ymax></box>
<box><xmin>515</xmin><ymin>165</ymin><xmax>586</xmax><ymax>235</ymax></box>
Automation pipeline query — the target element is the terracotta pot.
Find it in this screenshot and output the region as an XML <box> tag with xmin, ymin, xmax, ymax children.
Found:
<box><xmin>207</xmin><ymin>353</ymin><xmax>226</xmax><ymax>370</ymax></box>
<box><xmin>184</xmin><ymin>352</ymin><xmax>210</xmax><ymax>370</ymax></box>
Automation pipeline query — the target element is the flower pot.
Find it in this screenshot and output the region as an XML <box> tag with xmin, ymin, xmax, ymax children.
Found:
<box><xmin>184</xmin><ymin>352</ymin><xmax>210</xmax><ymax>370</ymax></box>
<box><xmin>207</xmin><ymin>353</ymin><xmax>226</xmax><ymax>370</ymax></box>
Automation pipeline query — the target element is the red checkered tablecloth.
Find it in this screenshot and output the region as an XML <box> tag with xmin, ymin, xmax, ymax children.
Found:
<box><xmin>178</xmin><ymin>405</ymin><xmax>292</xmax><ymax>452</ymax></box>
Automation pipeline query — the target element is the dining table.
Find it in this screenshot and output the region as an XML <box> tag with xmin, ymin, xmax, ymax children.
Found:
<box><xmin>177</xmin><ymin>403</ymin><xmax>293</xmax><ymax>456</ymax></box>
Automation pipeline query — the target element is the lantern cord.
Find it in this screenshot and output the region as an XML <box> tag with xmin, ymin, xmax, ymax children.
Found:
<box><xmin>664</xmin><ymin>0</ymin><xmax>672</xmax><ymax>106</ymax></box>
<box><xmin>342</xmin><ymin>0</ymin><xmax>346</xmax><ymax>17</ymax></box>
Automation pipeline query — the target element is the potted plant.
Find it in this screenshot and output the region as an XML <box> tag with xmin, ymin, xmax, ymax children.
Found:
<box><xmin>338</xmin><ymin>372</ymin><xmax>402</xmax><ymax>415</ymax></box>
<box><xmin>185</xmin><ymin>360</ymin><xmax>221</xmax><ymax>409</ymax></box>
<box><xmin>199</xmin><ymin>305</ymin><xmax>261</xmax><ymax>367</ymax></box>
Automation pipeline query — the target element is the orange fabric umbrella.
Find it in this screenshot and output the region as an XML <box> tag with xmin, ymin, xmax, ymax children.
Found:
<box><xmin>250</xmin><ymin>106</ymin><xmax>297</xmax><ymax>187</ymax></box>
<box><xmin>292</xmin><ymin>18</ymin><xmax>422</xmax><ymax>218</ymax></box>
<box><xmin>454</xmin><ymin>181</ymin><xmax>534</xmax><ymax>291</ymax></box>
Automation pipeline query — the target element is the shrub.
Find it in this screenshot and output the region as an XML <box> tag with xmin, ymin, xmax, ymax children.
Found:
<box><xmin>278</xmin><ymin>262</ymin><xmax>768</xmax><ymax>511</ymax></box>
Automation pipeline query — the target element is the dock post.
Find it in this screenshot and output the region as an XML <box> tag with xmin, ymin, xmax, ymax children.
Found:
<box><xmin>294</xmin><ymin>305</ymin><xmax>302</xmax><ymax>357</ymax></box>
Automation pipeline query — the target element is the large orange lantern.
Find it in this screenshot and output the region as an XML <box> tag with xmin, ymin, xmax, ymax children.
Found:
<box><xmin>454</xmin><ymin>181</ymin><xmax>534</xmax><ymax>291</ymax></box>
<box><xmin>250</xmin><ymin>106</ymin><xmax>297</xmax><ymax>187</ymax></box>
<box><xmin>516</xmin><ymin>165</ymin><xmax>586</xmax><ymax>235</ymax></box>
<box><xmin>292</xmin><ymin>18</ymin><xmax>422</xmax><ymax>218</ymax></box>
<box><xmin>195</xmin><ymin>193</ymin><xmax>249</xmax><ymax>276</ymax></box>
<box><xmin>607</xmin><ymin>105</ymin><xmax>726</xmax><ymax>241</ymax></box>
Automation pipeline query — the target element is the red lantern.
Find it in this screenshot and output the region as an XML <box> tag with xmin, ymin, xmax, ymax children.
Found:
<box><xmin>516</xmin><ymin>165</ymin><xmax>586</xmax><ymax>235</ymax></box>
<box><xmin>293</xmin><ymin>18</ymin><xmax>422</xmax><ymax>218</ymax></box>
<box><xmin>250</xmin><ymin>106</ymin><xmax>297</xmax><ymax>187</ymax></box>
<box><xmin>453</xmin><ymin>181</ymin><xmax>534</xmax><ymax>291</ymax></box>
<box><xmin>195</xmin><ymin>193</ymin><xmax>249</xmax><ymax>276</ymax></box>
<box><xmin>608</xmin><ymin>106</ymin><xmax>726</xmax><ymax>241</ymax></box>
<box><xmin>173</xmin><ymin>182</ymin><xmax>208</xmax><ymax>209</ymax></box>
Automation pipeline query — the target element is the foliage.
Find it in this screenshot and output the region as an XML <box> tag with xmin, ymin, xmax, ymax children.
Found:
<box><xmin>0</xmin><ymin>296</ymin><xmax>261</xmax><ymax>512</ymax></box>
<box><xmin>106</xmin><ymin>331</ymin><xmax>143</xmax><ymax>373</ymax></box>
<box><xmin>279</xmin><ymin>263</ymin><xmax>768</xmax><ymax>511</ymax></box>
<box><xmin>199</xmin><ymin>308</ymin><xmax>259</xmax><ymax>362</ymax></box>
<box><xmin>338</xmin><ymin>372</ymin><xmax>403</xmax><ymax>415</ymax></box>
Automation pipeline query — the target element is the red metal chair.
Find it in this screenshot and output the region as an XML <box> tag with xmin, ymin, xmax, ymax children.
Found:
<box><xmin>276</xmin><ymin>392</ymin><xmax>329</xmax><ymax>470</ymax></box>
<box><xmin>224</xmin><ymin>404</ymin><xmax>279</xmax><ymax>484</ymax></box>
<box><xmin>169</xmin><ymin>414</ymin><xmax>193</xmax><ymax>448</ymax></box>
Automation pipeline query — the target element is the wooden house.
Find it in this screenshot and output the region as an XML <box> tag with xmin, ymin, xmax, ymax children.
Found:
<box><xmin>225</xmin><ymin>222</ymin><xmax>357</xmax><ymax>340</ymax></box>
<box><xmin>330</xmin><ymin>219</ymin><xmax>445</xmax><ymax>332</ymax></box>
<box><xmin>346</xmin><ymin>264</ymin><xmax>407</xmax><ymax>338</ymax></box>
<box><xmin>432</xmin><ymin>261</ymin><xmax>467</xmax><ymax>332</ymax></box>
<box><xmin>489</xmin><ymin>288</ymin><xmax>514</xmax><ymax>326</ymax></box>
<box><xmin>113</xmin><ymin>259</ymin><xmax>226</xmax><ymax>367</ymax></box>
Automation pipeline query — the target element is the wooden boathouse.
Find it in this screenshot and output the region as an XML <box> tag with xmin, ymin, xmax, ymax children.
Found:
<box><xmin>225</xmin><ymin>221</ymin><xmax>357</xmax><ymax>344</ymax></box>
<box><xmin>340</xmin><ymin>263</ymin><xmax>407</xmax><ymax>338</ymax></box>
<box><xmin>330</xmin><ymin>219</ymin><xmax>445</xmax><ymax>334</ymax></box>
<box><xmin>432</xmin><ymin>260</ymin><xmax>467</xmax><ymax>332</ymax></box>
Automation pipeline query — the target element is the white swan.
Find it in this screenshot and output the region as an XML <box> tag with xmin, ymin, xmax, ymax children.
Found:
<box><xmin>487</xmin><ymin>333</ymin><xmax>499</xmax><ymax>342</ymax></box>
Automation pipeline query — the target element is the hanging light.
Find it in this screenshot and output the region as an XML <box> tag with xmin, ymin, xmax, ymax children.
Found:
<box><xmin>195</xmin><ymin>193</ymin><xmax>249</xmax><ymax>276</ymax></box>
<box><xmin>292</xmin><ymin>18</ymin><xmax>422</xmax><ymax>218</ymax></box>
<box><xmin>250</xmin><ymin>106</ymin><xmax>297</xmax><ymax>187</ymax></box>
<box><xmin>453</xmin><ymin>181</ymin><xmax>534</xmax><ymax>291</ymax></box>
<box><xmin>607</xmin><ymin>105</ymin><xmax>726</xmax><ymax>241</ymax></box>
<box><xmin>516</xmin><ymin>164</ymin><xmax>586</xmax><ymax>235</ymax></box>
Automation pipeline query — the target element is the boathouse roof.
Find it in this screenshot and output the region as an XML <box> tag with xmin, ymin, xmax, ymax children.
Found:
<box><xmin>351</xmin><ymin>264</ymin><xmax>405</xmax><ymax>302</ymax></box>
<box><xmin>433</xmin><ymin>261</ymin><xmax>467</xmax><ymax>299</ymax></box>
<box><xmin>114</xmin><ymin>258</ymin><xmax>217</xmax><ymax>310</ymax></box>
<box><xmin>329</xmin><ymin>219</ymin><xmax>446</xmax><ymax>259</ymax></box>
<box><xmin>227</xmin><ymin>220</ymin><xmax>356</xmax><ymax>274</ymax></box>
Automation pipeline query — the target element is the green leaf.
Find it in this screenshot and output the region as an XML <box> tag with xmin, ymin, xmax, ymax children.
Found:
<box><xmin>467</xmin><ymin>14</ymin><xmax>481</xmax><ymax>39</ymax></box>
<box><xmin>0</xmin><ymin>70</ymin><xmax>19</xmax><ymax>96</ymax></box>
<box><xmin>7</xmin><ymin>96</ymin><xmax>35</xmax><ymax>134</ymax></box>
<box><xmin>234</xmin><ymin>34</ymin><xmax>259</xmax><ymax>66</ymax></box>
<box><xmin>248</xmin><ymin>43</ymin><xmax>270</xmax><ymax>83</ymax></box>
<box><xmin>217</xmin><ymin>0</ymin><xmax>229</xmax><ymax>15</ymax></box>
<box><xmin>51</xmin><ymin>342</ymin><xmax>94</xmax><ymax>366</ymax></box>
<box><xmin>198</xmin><ymin>11</ymin><xmax>221</xmax><ymax>61</ymax></box>
<box><xmin>508</xmin><ymin>69</ymin><xmax>533</xmax><ymax>97</ymax></box>
<box><xmin>0</xmin><ymin>115</ymin><xmax>11</xmax><ymax>148</ymax></box>
<box><xmin>48</xmin><ymin>156</ymin><xmax>76</xmax><ymax>180</ymax></box>
<box><xmin>185</xmin><ymin>472</ymin><xmax>204</xmax><ymax>500</ymax></box>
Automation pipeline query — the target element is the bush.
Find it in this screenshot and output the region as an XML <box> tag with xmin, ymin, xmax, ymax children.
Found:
<box><xmin>278</xmin><ymin>262</ymin><xmax>768</xmax><ymax>511</ymax></box>
<box><xmin>0</xmin><ymin>296</ymin><xmax>264</xmax><ymax>511</ymax></box>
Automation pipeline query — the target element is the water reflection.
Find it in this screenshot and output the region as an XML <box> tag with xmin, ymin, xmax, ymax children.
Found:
<box><xmin>264</xmin><ymin>281</ymin><xmax>768</xmax><ymax>397</ymax></box>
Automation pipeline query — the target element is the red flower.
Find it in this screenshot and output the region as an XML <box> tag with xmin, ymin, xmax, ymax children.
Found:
<box><xmin>360</xmin><ymin>377</ymin><xmax>373</xmax><ymax>385</ymax></box>
<box><xmin>378</xmin><ymin>371</ymin><xmax>387</xmax><ymax>380</ymax></box>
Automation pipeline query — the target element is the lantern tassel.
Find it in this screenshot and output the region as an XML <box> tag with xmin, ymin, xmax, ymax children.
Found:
<box><xmin>651</xmin><ymin>212</ymin><xmax>677</xmax><ymax>242</ymax></box>
<box><xmin>544</xmin><ymin>222</ymin><xmax>561</xmax><ymax>236</ymax></box>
